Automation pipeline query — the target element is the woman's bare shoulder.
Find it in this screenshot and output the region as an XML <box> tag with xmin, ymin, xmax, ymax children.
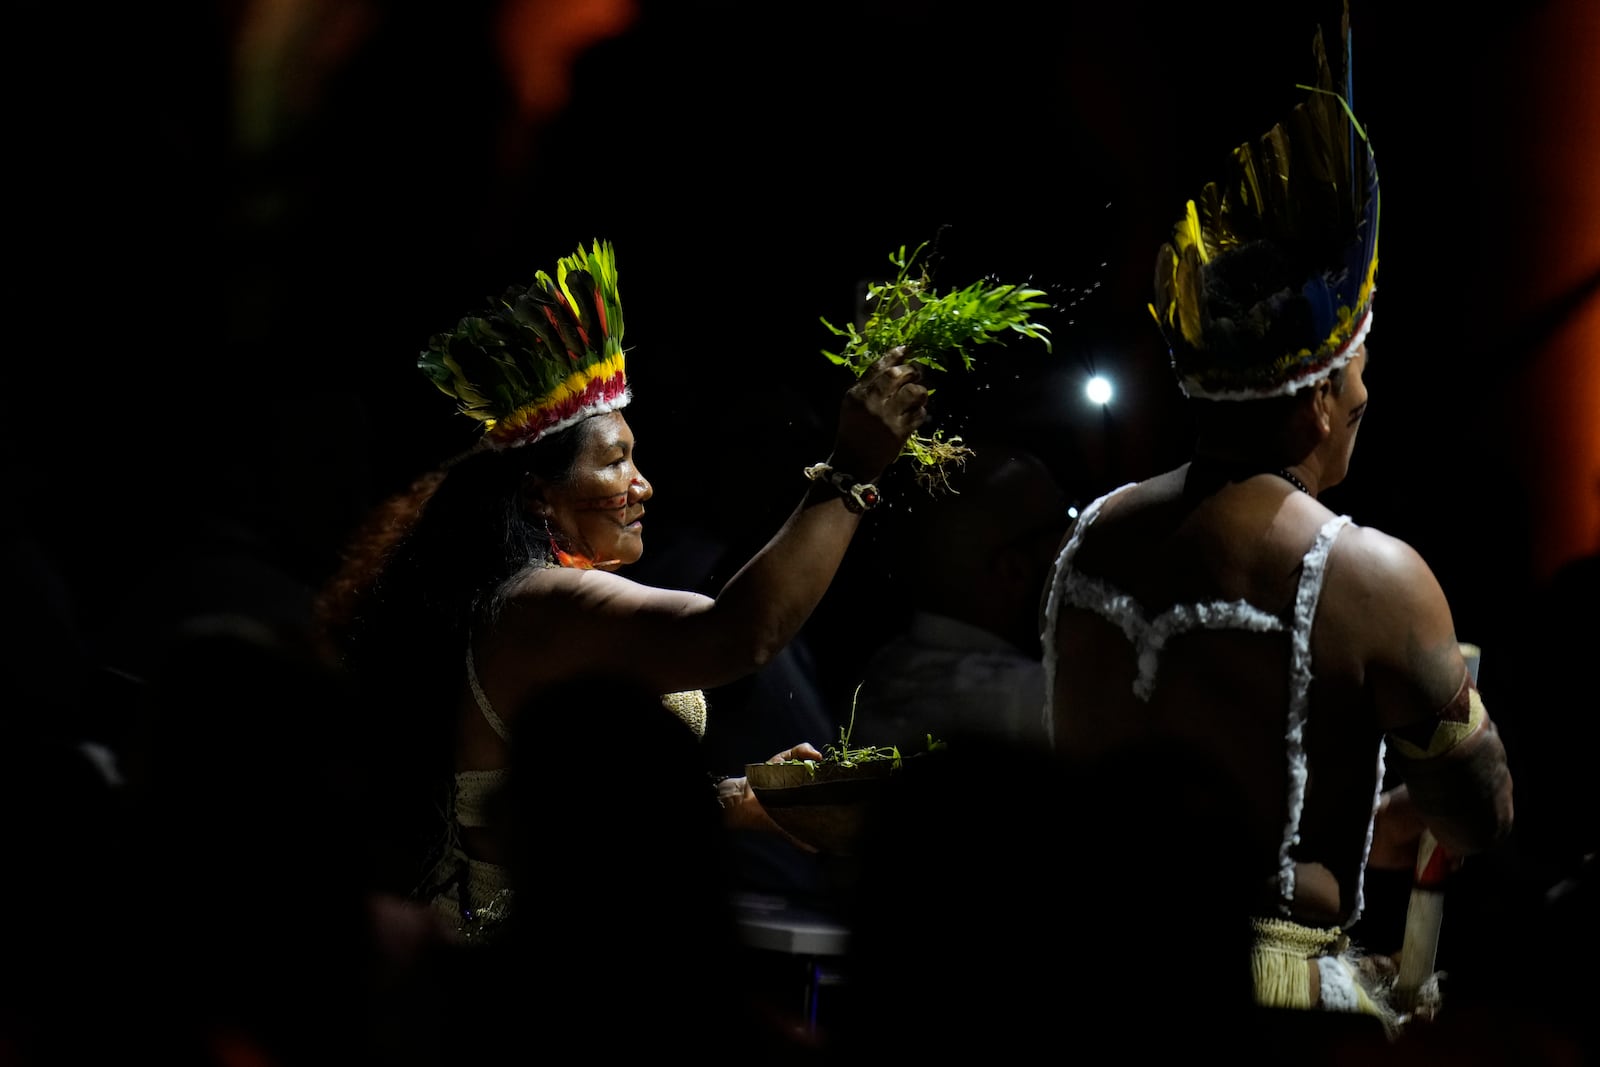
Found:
<box><xmin>504</xmin><ymin>565</ymin><xmax>713</xmax><ymax>619</ymax></box>
<box><xmin>485</xmin><ymin>567</ymin><xmax>721</xmax><ymax>693</ymax></box>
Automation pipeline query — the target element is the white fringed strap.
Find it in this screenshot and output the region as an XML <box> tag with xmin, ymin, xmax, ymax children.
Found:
<box><xmin>1276</xmin><ymin>514</ymin><xmax>1352</xmax><ymax>911</ymax></box>
<box><xmin>465</xmin><ymin>644</ymin><xmax>513</xmax><ymax>742</ymax></box>
<box><xmin>1041</xmin><ymin>485</ymin><xmax>1135</xmax><ymax>745</ymax></box>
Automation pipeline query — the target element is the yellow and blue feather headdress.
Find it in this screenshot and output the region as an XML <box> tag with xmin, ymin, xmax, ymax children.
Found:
<box><xmin>1151</xmin><ymin>11</ymin><xmax>1379</xmax><ymax>400</ymax></box>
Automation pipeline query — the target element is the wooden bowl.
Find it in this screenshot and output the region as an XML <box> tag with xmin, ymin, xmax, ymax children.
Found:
<box><xmin>745</xmin><ymin>758</ymin><xmax>899</xmax><ymax>856</ymax></box>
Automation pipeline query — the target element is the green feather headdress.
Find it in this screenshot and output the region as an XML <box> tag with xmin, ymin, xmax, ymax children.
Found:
<box><xmin>1151</xmin><ymin>10</ymin><xmax>1379</xmax><ymax>400</ymax></box>
<box><xmin>418</xmin><ymin>239</ymin><xmax>629</xmax><ymax>450</ymax></box>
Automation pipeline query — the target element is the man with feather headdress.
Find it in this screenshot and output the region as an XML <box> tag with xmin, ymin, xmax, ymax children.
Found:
<box><xmin>1040</xmin><ymin>10</ymin><xmax>1513</xmax><ymax>1037</ymax></box>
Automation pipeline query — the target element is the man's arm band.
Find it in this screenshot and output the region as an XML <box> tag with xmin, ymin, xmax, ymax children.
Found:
<box><xmin>1387</xmin><ymin>683</ymin><xmax>1488</xmax><ymax>761</ymax></box>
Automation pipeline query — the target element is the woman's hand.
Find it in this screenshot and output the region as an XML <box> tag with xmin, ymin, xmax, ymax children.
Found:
<box><xmin>716</xmin><ymin>775</ymin><xmax>820</xmax><ymax>853</ymax></box>
<box><xmin>766</xmin><ymin>741</ymin><xmax>823</xmax><ymax>764</ymax></box>
<box><xmin>714</xmin><ymin>741</ymin><xmax>825</xmax><ymax>851</ymax></box>
<box><xmin>830</xmin><ymin>346</ymin><xmax>929</xmax><ymax>483</ymax></box>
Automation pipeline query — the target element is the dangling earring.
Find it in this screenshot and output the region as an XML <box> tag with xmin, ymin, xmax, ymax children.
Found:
<box><xmin>546</xmin><ymin>519</ymin><xmax>598</xmax><ymax>570</ymax></box>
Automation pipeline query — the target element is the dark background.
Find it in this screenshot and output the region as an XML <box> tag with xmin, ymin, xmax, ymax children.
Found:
<box><xmin>7</xmin><ymin>0</ymin><xmax>1596</xmax><ymax>854</ymax></box>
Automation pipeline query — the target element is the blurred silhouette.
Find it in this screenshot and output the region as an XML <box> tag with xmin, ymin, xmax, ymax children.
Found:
<box><xmin>459</xmin><ymin>673</ymin><xmax>826</xmax><ymax>1062</ymax></box>
<box><xmin>119</xmin><ymin>613</ymin><xmax>454</xmax><ymax>1066</ymax></box>
<box><xmin>0</xmin><ymin>467</ymin><xmax>143</xmax><ymax>1064</ymax></box>
<box><xmin>0</xmin><ymin>608</ymin><xmax>459</xmax><ymax>1065</ymax></box>
<box><xmin>850</xmin><ymin>439</ymin><xmax>1071</xmax><ymax>755</ymax></box>
<box><xmin>832</xmin><ymin>734</ymin><xmax>1263</xmax><ymax>1060</ymax></box>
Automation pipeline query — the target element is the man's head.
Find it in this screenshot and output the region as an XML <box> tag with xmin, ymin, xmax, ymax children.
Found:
<box><xmin>1188</xmin><ymin>336</ymin><xmax>1370</xmax><ymax>489</ymax></box>
<box><xmin>887</xmin><ymin>441</ymin><xmax>1070</xmax><ymax>653</ymax></box>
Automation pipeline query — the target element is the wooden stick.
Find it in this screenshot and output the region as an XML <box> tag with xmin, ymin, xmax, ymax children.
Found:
<box><xmin>1395</xmin><ymin>828</ymin><xmax>1449</xmax><ymax>1013</ymax></box>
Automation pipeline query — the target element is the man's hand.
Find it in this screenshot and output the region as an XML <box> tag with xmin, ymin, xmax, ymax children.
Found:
<box><xmin>1367</xmin><ymin>786</ymin><xmax>1428</xmax><ymax>871</ymax></box>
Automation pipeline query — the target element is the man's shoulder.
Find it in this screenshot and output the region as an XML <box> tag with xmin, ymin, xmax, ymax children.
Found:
<box><xmin>1321</xmin><ymin>521</ymin><xmax>1454</xmax><ymax>629</ymax></box>
<box><xmin>1328</xmin><ymin>522</ymin><xmax>1436</xmax><ymax>585</ymax></box>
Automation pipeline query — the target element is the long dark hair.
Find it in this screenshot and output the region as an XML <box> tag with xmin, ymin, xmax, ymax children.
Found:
<box><xmin>314</xmin><ymin>420</ymin><xmax>589</xmax><ymax>894</ymax></box>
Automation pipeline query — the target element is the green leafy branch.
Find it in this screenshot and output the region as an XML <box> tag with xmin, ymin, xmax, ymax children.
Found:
<box><xmin>821</xmin><ymin>240</ymin><xmax>1053</xmax><ymax>492</ymax></box>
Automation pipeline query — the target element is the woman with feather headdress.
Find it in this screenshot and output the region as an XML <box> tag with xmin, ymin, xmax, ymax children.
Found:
<box><xmin>314</xmin><ymin>239</ymin><xmax>928</xmax><ymax>947</ymax></box>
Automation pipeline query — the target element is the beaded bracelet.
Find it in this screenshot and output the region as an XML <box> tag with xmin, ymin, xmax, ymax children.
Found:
<box><xmin>803</xmin><ymin>463</ymin><xmax>881</xmax><ymax>513</ymax></box>
<box><xmin>709</xmin><ymin>772</ymin><xmax>734</xmax><ymax>810</ymax></box>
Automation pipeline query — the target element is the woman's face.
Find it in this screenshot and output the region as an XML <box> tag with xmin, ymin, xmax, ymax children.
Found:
<box><xmin>539</xmin><ymin>412</ymin><xmax>652</xmax><ymax>569</ymax></box>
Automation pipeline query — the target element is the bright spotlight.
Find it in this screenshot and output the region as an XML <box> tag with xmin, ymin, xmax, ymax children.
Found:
<box><xmin>1086</xmin><ymin>375</ymin><xmax>1113</xmax><ymax>405</ymax></box>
